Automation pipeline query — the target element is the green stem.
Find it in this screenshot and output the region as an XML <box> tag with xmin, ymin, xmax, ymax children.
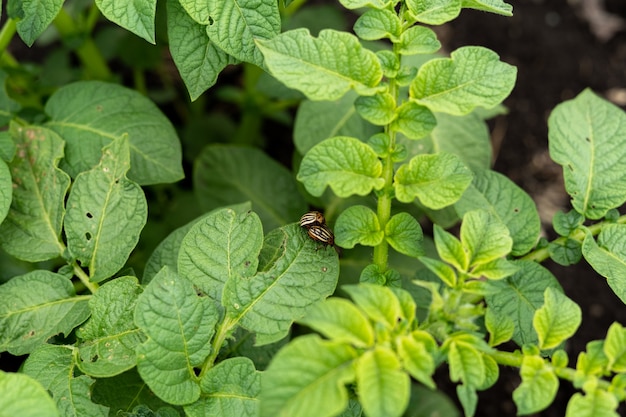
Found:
<box><xmin>72</xmin><ymin>262</ymin><xmax>99</xmax><ymax>294</ymax></box>
<box><xmin>521</xmin><ymin>214</ymin><xmax>626</xmax><ymax>262</ymax></box>
<box><xmin>0</xmin><ymin>19</ymin><xmax>17</xmax><ymax>57</ymax></box>
<box><xmin>53</xmin><ymin>8</ymin><xmax>112</xmax><ymax>80</ymax></box>
<box><xmin>199</xmin><ymin>316</ymin><xmax>238</xmax><ymax>377</ymax></box>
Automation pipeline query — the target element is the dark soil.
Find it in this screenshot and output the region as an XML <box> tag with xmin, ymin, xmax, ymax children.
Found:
<box><xmin>442</xmin><ymin>0</ymin><xmax>626</xmax><ymax>415</ymax></box>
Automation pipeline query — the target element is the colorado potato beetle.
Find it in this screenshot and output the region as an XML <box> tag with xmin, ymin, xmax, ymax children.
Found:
<box><xmin>306</xmin><ymin>224</ymin><xmax>335</xmax><ymax>247</ymax></box>
<box><xmin>299</xmin><ymin>211</ymin><xmax>326</xmax><ymax>228</ymax></box>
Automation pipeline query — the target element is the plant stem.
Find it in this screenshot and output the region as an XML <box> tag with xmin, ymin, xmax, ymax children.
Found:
<box><xmin>72</xmin><ymin>261</ymin><xmax>99</xmax><ymax>294</ymax></box>
<box><xmin>199</xmin><ymin>316</ymin><xmax>238</xmax><ymax>377</ymax></box>
<box><xmin>0</xmin><ymin>19</ymin><xmax>17</xmax><ymax>63</ymax></box>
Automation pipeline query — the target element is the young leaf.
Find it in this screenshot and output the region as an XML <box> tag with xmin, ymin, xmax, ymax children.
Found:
<box><xmin>576</xmin><ymin>340</ymin><xmax>608</xmax><ymax>377</ymax></box>
<box><xmin>353</xmin><ymin>9</ymin><xmax>402</xmax><ymax>40</ymax></box>
<box><xmin>456</xmin><ymin>384</ymin><xmax>478</xmax><ymax>417</ymax></box>
<box><xmin>552</xmin><ymin>210</ymin><xmax>584</xmax><ymax>236</ymax></box>
<box><xmin>455</xmin><ymin>169</ymin><xmax>540</xmax><ymax>256</ymax></box>
<box><xmin>167</xmin><ymin>0</ymin><xmax>237</xmax><ymax>100</ymax></box>
<box><xmin>533</xmin><ymin>287</ymin><xmax>582</xmax><ymax>350</ymax></box>
<box><xmin>433</xmin><ymin>224</ymin><xmax>468</xmax><ymax>272</ymax></box>
<box><xmin>298</xmin><ymin>298</ymin><xmax>375</xmax><ymax>347</ymax></box>
<box><xmin>384</xmin><ymin>212</ymin><xmax>424</xmax><ymax>258</ymax></box>
<box><xmin>396</xmin><ymin>333</ymin><xmax>436</xmax><ymax>388</ymax></box>
<box><xmin>10</xmin><ymin>0</ymin><xmax>63</xmax><ymax>46</ymax></box>
<box><xmin>194</xmin><ymin>145</ymin><xmax>307</xmax><ymax>231</ymax></box>
<box><xmin>261</xmin><ymin>335</ymin><xmax>357</xmax><ymax>417</ymax></box>
<box><xmin>419</xmin><ymin>256</ymin><xmax>457</xmax><ymax>287</ymax></box>
<box><xmin>548</xmin><ymin>89</ymin><xmax>626</xmax><ymax>219</ymax></box>
<box><xmin>354</xmin><ymin>92</ymin><xmax>397</xmax><ymax>126</ymax></box>
<box><xmin>23</xmin><ymin>344</ymin><xmax>109</xmax><ymax>417</ymax></box>
<box><xmin>257</xmin><ymin>28</ymin><xmax>383</xmax><ymax>101</ymax></box>
<box><xmin>223</xmin><ymin>224</ymin><xmax>338</xmax><ymax>345</ymax></box>
<box><xmin>377</xmin><ymin>50</ymin><xmax>400</xmax><ymax>78</ymax></box>
<box><xmin>356</xmin><ymin>347</ymin><xmax>410</xmax><ymax>417</ymax></box>
<box><xmin>0</xmin><ymin>125</ymin><xmax>69</xmax><ymax>262</ymax></box>
<box><xmin>446</xmin><ymin>337</ymin><xmax>486</xmax><ymax>388</ymax></box>
<box><xmin>548</xmin><ymin>238</ymin><xmax>582</xmax><ymax>266</ymax></box>
<box><xmin>463</xmin><ymin>0</ymin><xmax>513</xmax><ymax>15</ymax></box>
<box><xmin>339</xmin><ymin>0</ymin><xmax>391</xmax><ymax>9</ymax></box>
<box><xmin>45</xmin><ymin>81</ymin><xmax>183</xmax><ymax>185</ymax></box>
<box><xmin>604</xmin><ymin>323</ymin><xmax>626</xmax><ymax>373</ymax></box>
<box><xmin>65</xmin><ymin>136</ymin><xmax>148</xmax><ymax>282</ymax></box>
<box><xmin>581</xmin><ymin>225</ymin><xmax>626</xmax><ymax>303</ymax></box>
<box><xmin>405</xmin><ymin>0</ymin><xmax>461</xmax><ymax>25</ymax></box>
<box><xmin>460</xmin><ymin>210</ymin><xmax>513</xmax><ymax>267</ymax></box>
<box><xmin>185</xmin><ymin>357</ymin><xmax>260</xmax><ymax>417</ymax></box>
<box><xmin>334</xmin><ymin>205</ymin><xmax>384</xmax><ymax>248</ymax></box>
<box><xmin>394</xmin><ymin>152</ymin><xmax>473</xmax><ymax>208</ymax></box>
<box><xmin>469</xmin><ymin>257</ymin><xmax>518</xmax><ymax>280</ymax></box>
<box><xmin>513</xmin><ymin>355</ymin><xmax>559</xmax><ymax>415</ymax></box>
<box><xmin>294</xmin><ymin>92</ymin><xmax>379</xmax><ymax>155</ymax></box>
<box><xmin>206</xmin><ymin>0</ymin><xmax>280</xmax><ymax>66</ymax></box>
<box><xmin>135</xmin><ymin>267</ymin><xmax>220</xmax><ymax>405</ymax></box>
<box><xmin>0</xmin><ymin>160</ymin><xmax>9</xmax><ymax>225</ymax></box>
<box><xmin>96</xmin><ymin>0</ymin><xmax>156</xmax><ymax>43</ymax></box>
<box><xmin>398</xmin><ymin>26</ymin><xmax>441</xmax><ymax>56</ymax></box>
<box><xmin>0</xmin><ymin>271</ymin><xmax>90</xmax><ymax>355</ymax></box>
<box><xmin>484</xmin><ymin>261</ymin><xmax>562</xmax><ymax>346</ymax></box>
<box><xmin>343</xmin><ymin>284</ymin><xmax>402</xmax><ymax>329</ymax></box>
<box><xmin>485</xmin><ymin>306</ymin><xmax>514</xmax><ymax>346</ymax></box>
<box><xmin>75</xmin><ymin>277</ymin><xmax>144</xmax><ymax>377</ymax></box>
<box><xmin>0</xmin><ymin>370</ymin><xmax>60</xmax><ymax>417</ymax></box>
<box><xmin>390</xmin><ymin>101</ymin><xmax>437</xmax><ymax>139</ymax></box>
<box><xmin>297</xmin><ymin>136</ymin><xmax>385</xmax><ymax>197</ymax></box>
<box><xmin>410</xmin><ymin>46</ymin><xmax>517</xmax><ymax>115</ymax></box>
<box><xmin>178</xmin><ymin>207</ymin><xmax>262</xmax><ymax>303</ymax></box>
<box><xmin>565</xmin><ymin>390</ymin><xmax>619</xmax><ymax>417</ymax></box>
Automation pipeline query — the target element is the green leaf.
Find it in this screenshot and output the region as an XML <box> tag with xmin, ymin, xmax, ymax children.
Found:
<box><xmin>405</xmin><ymin>0</ymin><xmax>461</xmax><ymax>25</ymax></box>
<box><xmin>261</xmin><ymin>335</ymin><xmax>357</xmax><ymax>417</ymax></box>
<box><xmin>455</xmin><ymin>169</ymin><xmax>540</xmax><ymax>256</ymax></box>
<box><xmin>433</xmin><ymin>224</ymin><xmax>468</xmax><ymax>271</ymax></box>
<box><xmin>177</xmin><ymin>0</ymin><xmax>210</xmax><ymax>24</ymax></box>
<box><xmin>565</xmin><ymin>390</ymin><xmax>619</xmax><ymax>417</ymax></box>
<box><xmin>0</xmin><ymin>271</ymin><xmax>90</xmax><ymax>355</ymax></box>
<box><xmin>135</xmin><ymin>267</ymin><xmax>219</xmax><ymax>405</ymax></box>
<box><xmin>0</xmin><ymin>131</ymin><xmax>16</xmax><ymax>161</ymax></box>
<box><xmin>396</xmin><ymin>333</ymin><xmax>436</xmax><ymax>388</ymax></box>
<box><xmin>604</xmin><ymin>322</ymin><xmax>626</xmax><ymax>373</ymax></box>
<box><xmin>398</xmin><ymin>26</ymin><xmax>441</xmax><ymax>56</ymax></box>
<box><xmin>385</xmin><ymin>212</ymin><xmax>424</xmax><ymax>258</ymax></box>
<box><xmin>23</xmin><ymin>344</ymin><xmax>109</xmax><ymax>417</ymax></box>
<box><xmin>65</xmin><ymin>136</ymin><xmax>148</xmax><ymax>282</ymax></box>
<box><xmin>548</xmin><ymin>89</ymin><xmax>626</xmax><ymax>219</ymax></box>
<box><xmin>91</xmin><ymin>368</ymin><xmax>173</xmax><ymax>414</ymax></box>
<box><xmin>343</xmin><ymin>284</ymin><xmax>402</xmax><ymax>329</ymax></box>
<box><xmin>75</xmin><ymin>277</ymin><xmax>144</xmax><ymax>377</ymax></box>
<box><xmin>167</xmin><ymin>0</ymin><xmax>236</xmax><ymax>101</ymax></box>
<box><xmin>223</xmin><ymin>224</ymin><xmax>339</xmax><ymax>345</ymax></box>
<box><xmin>294</xmin><ymin>92</ymin><xmax>379</xmax><ymax>155</ymax></box>
<box><xmin>143</xmin><ymin>202</ymin><xmax>252</xmax><ymax>283</ymax></box>
<box><xmin>10</xmin><ymin>0</ymin><xmax>63</xmax><ymax>46</ymax></box>
<box><xmin>552</xmin><ymin>210</ymin><xmax>584</xmax><ymax>237</ymax></box>
<box><xmin>419</xmin><ymin>256</ymin><xmax>457</xmax><ymax>287</ymax></box>
<box><xmin>185</xmin><ymin>357</ymin><xmax>260</xmax><ymax>417</ymax></box>
<box><xmin>405</xmin><ymin>384</ymin><xmax>460</xmax><ymax>417</ymax></box>
<box><xmin>206</xmin><ymin>0</ymin><xmax>280</xmax><ymax>66</ymax></box>
<box><xmin>353</xmin><ymin>9</ymin><xmax>401</xmax><ymax>40</ymax></box>
<box><xmin>334</xmin><ymin>205</ymin><xmax>384</xmax><ymax>248</ymax></box>
<box><xmin>339</xmin><ymin>0</ymin><xmax>391</xmax><ymax>9</ymax></box>
<box><xmin>394</xmin><ymin>152</ymin><xmax>473</xmax><ymax>208</ymax></box>
<box><xmin>376</xmin><ymin>50</ymin><xmax>400</xmax><ymax>78</ymax></box>
<box><xmin>513</xmin><ymin>355</ymin><xmax>559</xmax><ymax>415</ymax></box>
<box><xmin>0</xmin><ymin>125</ymin><xmax>69</xmax><ymax>262</ymax></box>
<box><xmin>410</xmin><ymin>46</ymin><xmax>517</xmax><ymax>115</ymax></box>
<box><xmin>456</xmin><ymin>384</ymin><xmax>478</xmax><ymax>417</ymax></box>
<box><xmin>257</xmin><ymin>28</ymin><xmax>382</xmax><ymax>101</ymax></box>
<box><xmin>45</xmin><ymin>81</ymin><xmax>183</xmax><ymax>185</ymax></box>
<box><xmin>354</xmin><ymin>92</ymin><xmax>397</xmax><ymax>126</ymax></box>
<box><xmin>462</xmin><ymin>0</ymin><xmax>512</xmax><ymax>15</ymax></box>
<box><xmin>0</xmin><ymin>70</ymin><xmax>21</xmax><ymax>126</ymax></box>
<box><xmin>484</xmin><ymin>261</ymin><xmax>562</xmax><ymax>346</ymax></box>
<box><xmin>391</xmin><ymin>102</ymin><xmax>436</xmax><ymax>139</ymax></box>
<box><xmin>548</xmin><ymin>238</ymin><xmax>582</xmax><ymax>266</ymax></box>
<box><xmin>0</xmin><ymin>370</ymin><xmax>59</xmax><ymax>417</ymax></box>
<box><xmin>298</xmin><ymin>298</ymin><xmax>375</xmax><ymax>347</ymax></box>
<box><xmin>460</xmin><ymin>209</ymin><xmax>513</xmax><ymax>267</ymax></box>
<box><xmin>533</xmin><ymin>287</ymin><xmax>582</xmax><ymax>350</ymax></box>
<box><xmin>0</xmin><ymin>159</ymin><xmax>10</xmax><ymax>225</ymax></box>
<box><xmin>194</xmin><ymin>145</ymin><xmax>307</xmax><ymax>231</ymax></box>
<box><xmin>485</xmin><ymin>306</ymin><xmax>514</xmax><ymax>346</ymax></box>
<box><xmin>96</xmin><ymin>0</ymin><xmax>155</xmax><ymax>43</ymax></box>
<box><xmin>469</xmin><ymin>257</ymin><xmax>518</xmax><ymax>280</ymax></box>
<box><xmin>178</xmin><ymin>207</ymin><xmax>262</xmax><ymax>303</ymax></box>
<box><xmin>581</xmin><ymin>225</ymin><xmax>626</xmax><ymax>303</ymax></box>
<box><xmin>298</xmin><ymin>136</ymin><xmax>385</xmax><ymax>197</ymax></box>
<box><xmin>356</xmin><ymin>347</ymin><xmax>410</xmax><ymax>417</ymax></box>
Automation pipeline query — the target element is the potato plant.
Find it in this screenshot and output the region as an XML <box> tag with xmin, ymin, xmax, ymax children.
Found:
<box><xmin>0</xmin><ymin>1</ymin><xmax>625</xmax><ymax>417</ymax></box>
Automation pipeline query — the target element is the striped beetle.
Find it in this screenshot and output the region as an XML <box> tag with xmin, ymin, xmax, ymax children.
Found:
<box><xmin>299</xmin><ymin>211</ymin><xmax>326</xmax><ymax>228</ymax></box>
<box><xmin>306</xmin><ymin>224</ymin><xmax>335</xmax><ymax>248</ymax></box>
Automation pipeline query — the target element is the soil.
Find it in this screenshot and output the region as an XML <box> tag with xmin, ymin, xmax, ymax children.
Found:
<box><xmin>441</xmin><ymin>0</ymin><xmax>626</xmax><ymax>415</ymax></box>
